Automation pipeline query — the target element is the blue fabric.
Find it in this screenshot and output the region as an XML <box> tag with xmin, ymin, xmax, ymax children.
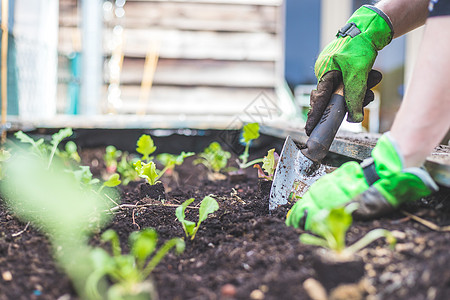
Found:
<box><xmin>429</xmin><ymin>0</ymin><xmax>450</xmax><ymax>17</ymax></box>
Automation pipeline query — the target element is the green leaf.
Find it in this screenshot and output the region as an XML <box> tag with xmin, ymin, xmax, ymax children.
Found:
<box><xmin>299</xmin><ymin>233</ymin><xmax>331</xmax><ymax>249</ymax></box>
<box><xmin>136</xmin><ymin>134</ymin><xmax>156</xmax><ymax>161</ymax></box>
<box><xmin>242</xmin><ymin>123</ymin><xmax>260</xmax><ymax>144</ymax></box>
<box><xmin>194</xmin><ymin>142</ymin><xmax>231</xmax><ymax>173</ymax></box>
<box><xmin>14</xmin><ymin>131</ymin><xmax>46</xmax><ymax>157</ymax></box>
<box><xmin>326</xmin><ymin>207</ymin><xmax>353</xmax><ymax>251</ymax></box>
<box><xmin>48</xmin><ymin>128</ymin><xmax>74</xmax><ymax>168</ymax></box>
<box><xmin>198</xmin><ymin>196</ymin><xmax>219</xmax><ymax>223</ymax></box>
<box><xmin>0</xmin><ymin>149</ymin><xmax>11</xmax><ymax>162</ymax></box>
<box><xmin>101</xmin><ymin>229</ymin><xmax>122</xmax><ymax>257</ymax></box>
<box><xmin>261</xmin><ymin>148</ymin><xmax>276</xmax><ymax>177</ymax></box>
<box><xmin>175</xmin><ymin>198</ymin><xmax>196</xmax><ymax>237</ymax></box>
<box><xmin>157</xmin><ymin>151</ymin><xmax>195</xmax><ymax>168</ymax></box>
<box><xmin>103</xmin><ymin>173</ymin><xmax>121</xmax><ymax>187</ymax></box>
<box><xmin>130</xmin><ymin>228</ymin><xmax>158</xmax><ymax>264</ymax></box>
<box><xmin>70</xmin><ymin>166</ymin><xmax>99</xmax><ymax>186</ymax></box>
<box><xmin>51</xmin><ymin>128</ymin><xmax>73</xmax><ymax>146</ymax></box>
<box><xmin>134</xmin><ymin>160</ymin><xmax>160</xmax><ymax>185</ymax></box>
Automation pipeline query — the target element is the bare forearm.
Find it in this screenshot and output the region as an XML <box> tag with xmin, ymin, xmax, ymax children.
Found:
<box><xmin>376</xmin><ymin>0</ymin><xmax>429</xmax><ymax>38</ymax></box>
<box><xmin>390</xmin><ymin>16</ymin><xmax>450</xmax><ymax>167</ymax></box>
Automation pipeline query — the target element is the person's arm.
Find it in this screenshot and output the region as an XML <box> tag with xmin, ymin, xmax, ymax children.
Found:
<box><xmin>391</xmin><ymin>15</ymin><xmax>450</xmax><ymax>167</ymax></box>
<box><xmin>376</xmin><ymin>0</ymin><xmax>430</xmax><ymax>38</ymax></box>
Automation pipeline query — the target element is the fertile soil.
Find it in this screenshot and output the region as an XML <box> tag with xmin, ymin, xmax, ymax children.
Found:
<box><xmin>1</xmin><ymin>145</ymin><xmax>450</xmax><ymax>300</ymax></box>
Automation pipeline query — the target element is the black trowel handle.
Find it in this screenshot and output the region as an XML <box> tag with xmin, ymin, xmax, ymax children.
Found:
<box><xmin>302</xmin><ymin>88</ymin><xmax>346</xmax><ymax>163</ymax></box>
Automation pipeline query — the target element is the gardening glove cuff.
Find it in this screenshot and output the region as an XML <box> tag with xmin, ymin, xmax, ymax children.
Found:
<box><xmin>352</xmin><ymin>132</ymin><xmax>439</xmax><ymax>219</ymax></box>
<box><xmin>306</xmin><ymin>5</ymin><xmax>394</xmax><ymax>135</ymax></box>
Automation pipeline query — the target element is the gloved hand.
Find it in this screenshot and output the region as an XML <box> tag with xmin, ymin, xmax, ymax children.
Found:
<box><xmin>305</xmin><ymin>5</ymin><xmax>394</xmax><ymax>136</ymax></box>
<box><xmin>286</xmin><ymin>133</ymin><xmax>439</xmax><ymax>229</ymax></box>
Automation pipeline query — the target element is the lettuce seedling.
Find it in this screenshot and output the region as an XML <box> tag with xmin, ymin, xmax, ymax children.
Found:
<box><xmin>56</xmin><ymin>141</ymin><xmax>81</xmax><ymax>164</ymax></box>
<box><xmin>117</xmin><ymin>153</ymin><xmax>140</xmax><ymax>185</ymax></box>
<box><xmin>69</xmin><ymin>165</ymin><xmax>101</xmax><ymax>186</ymax></box>
<box><xmin>194</xmin><ymin>142</ymin><xmax>231</xmax><ymax>173</ymax></box>
<box><xmin>299</xmin><ymin>205</ymin><xmax>396</xmax><ymax>256</ymax></box>
<box><xmin>134</xmin><ymin>160</ymin><xmax>161</xmax><ymax>185</ymax></box>
<box><xmin>98</xmin><ymin>173</ymin><xmax>122</xmax><ymax>193</ymax></box>
<box><xmin>136</xmin><ymin>134</ymin><xmax>156</xmax><ymax>162</ymax></box>
<box><xmin>156</xmin><ymin>151</ymin><xmax>194</xmax><ymax>174</ymax></box>
<box><xmin>254</xmin><ymin>148</ymin><xmax>279</xmax><ymax>181</ymax></box>
<box><xmin>175</xmin><ymin>196</ymin><xmax>219</xmax><ymax>240</ymax></box>
<box><xmin>104</xmin><ymin>145</ymin><xmax>122</xmax><ymax>173</ymax></box>
<box><xmin>14</xmin><ymin>128</ymin><xmax>75</xmax><ymax>169</ymax></box>
<box><xmin>237</xmin><ymin>123</ymin><xmax>264</xmax><ymax>169</ymax></box>
<box><xmin>87</xmin><ymin>228</ymin><xmax>185</xmax><ymax>299</ymax></box>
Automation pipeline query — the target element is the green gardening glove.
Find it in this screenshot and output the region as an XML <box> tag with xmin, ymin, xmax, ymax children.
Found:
<box><xmin>286</xmin><ymin>133</ymin><xmax>439</xmax><ymax>229</ymax></box>
<box><xmin>306</xmin><ymin>5</ymin><xmax>394</xmax><ymax>136</ymax></box>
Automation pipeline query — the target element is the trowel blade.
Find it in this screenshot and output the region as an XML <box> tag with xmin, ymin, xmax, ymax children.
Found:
<box><xmin>269</xmin><ymin>135</ymin><xmax>334</xmax><ymax>211</ymax></box>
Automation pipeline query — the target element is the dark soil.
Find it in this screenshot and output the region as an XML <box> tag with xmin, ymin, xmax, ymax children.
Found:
<box><xmin>1</xmin><ymin>146</ymin><xmax>450</xmax><ymax>300</ymax></box>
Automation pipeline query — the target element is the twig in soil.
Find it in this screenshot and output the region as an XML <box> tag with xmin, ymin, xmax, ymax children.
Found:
<box><xmin>231</xmin><ymin>188</ymin><xmax>246</xmax><ymax>204</ymax></box>
<box><xmin>132</xmin><ymin>209</ymin><xmax>141</xmax><ymax>230</ymax></box>
<box><xmin>11</xmin><ymin>221</ymin><xmax>30</xmax><ymax>237</ymax></box>
<box><xmin>401</xmin><ymin>210</ymin><xmax>450</xmax><ymax>232</ymax></box>
<box><xmin>106</xmin><ymin>203</ymin><xmax>199</xmax><ymax>213</ymax></box>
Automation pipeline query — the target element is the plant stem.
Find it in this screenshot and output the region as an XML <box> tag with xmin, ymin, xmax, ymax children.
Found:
<box><xmin>143</xmin><ymin>238</ymin><xmax>180</xmax><ymax>277</ymax></box>
<box><xmin>345</xmin><ymin>229</ymin><xmax>395</xmax><ymax>255</ymax></box>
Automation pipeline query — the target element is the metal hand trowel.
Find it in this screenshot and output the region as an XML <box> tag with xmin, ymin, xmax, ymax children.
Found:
<box><xmin>269</xmin><ymin>86</ymin><xmax>346</xmax><ymax>210</ymax></box>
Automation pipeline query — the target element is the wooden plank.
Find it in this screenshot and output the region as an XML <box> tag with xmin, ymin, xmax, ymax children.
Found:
<box><xmin>121</xmin><ymin>2</ymin><xmax>278</xmax><ymax>32</ymax></box>
<box><xmin>110</xmin><ymin>85</ymin><xmax>277</xmax><ymax>115</ymax></box>
<box><xmin>58</xmin><ymin>27</ymin><xmax>280</xmax><ymax>61</ymax></box>
<box><xmin>59</xmin><ymin>1</ymin><xmax>279</xmax><ymax>32</ymax></box>
<box><xmin>127</xmin><ymin>0</ymin><xmax>282</xmax><ymax>6</ymax></box>
<box><xmin>117</xmin><ymin>58</ymin><xmax>276</xmax><ymax>88</ymax></box>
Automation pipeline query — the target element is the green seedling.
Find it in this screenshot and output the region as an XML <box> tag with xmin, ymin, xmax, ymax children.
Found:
<box><xmin>14</xmin><ymin>127</ymin><xmax>75</xmax><ymax>169</ymax></box>
<box><xmin>237</xmin><ymin>123</ymin><xmax>264</xmax><ymax>169</ymax></box>
<box><xmin>134</xmin><ymin>160</ymin><xmax>161</xmax><ymax>185</ymax></box>
<box><xmin>117</xmin><ymin>153</ymin><xmax>140</xmax><ymax>185</ymax></box>
<box><xmin>194</xmin><ymin>142</ymin><xmax>231</xmax><ymax>174</ymax></box>
<box><xmin>254</xmin><ymin>148</ymin><xmax>279</xmax><ymax>181</ymax></box>
<box><xmin>299</xmin><ymin>205</ymin><xmax>396</xmax><ymax>257</ymax></box>
<box><xmin>1</xmin><ymin>152</ymin><xmax>114</xmax><ymax>300</ymax></box>
<box><xmin>176</xmin><ymin>196</ymin><xmax>219</xmax><ymax>240</ymax></box>
<box><xmin>98</xmin><ymin>173</ymin><xmax>122</xmax><ymax>193</ymax></box>
<box><xmin>0</xmin><ymin>148</ymin><xmax>11</xmax><ymax>179</ymax></box>
<box><xmin>69</xmin><ymin>165</ymin><xmax>101</xmax><ymax>187</ymax></box>
<box><xmin>156</xmin><ymin>151</ymin><xmax>194</xmax><ymax>174</ymax></box>
<box><xmin>136</xmin><ymin>134</ymin><xmax>156</xmax><ymax>162</ymax></box>
<box><xmin>56</xmin><ymin>141</ymin><xmax>81</xmax><ymax>165</ymax></box>
<box><xmin>104</xmin><ymin>145</ymin><xmax>122</xmax><ymax>173</ymax></box>
<box><xmin>87</xmin><ymin>228</ymin><xmax>185</xmax><ymax>299</ymax></box>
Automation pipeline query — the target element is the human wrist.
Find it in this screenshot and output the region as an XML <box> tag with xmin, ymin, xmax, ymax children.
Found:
<box><xmin>345</xmin><ymin>5</ymin><xmax>394</xmax><ymax>50</ymax></box>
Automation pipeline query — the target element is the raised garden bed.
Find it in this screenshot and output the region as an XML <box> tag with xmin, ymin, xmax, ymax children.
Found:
<box><xmin>1</xmin><ymin>129</ymin><xmax>450</xmax><ymax>300</ymax></box>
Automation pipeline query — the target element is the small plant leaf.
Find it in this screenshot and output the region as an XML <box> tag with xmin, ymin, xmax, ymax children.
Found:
<box><xmin>0</xmin><ymin>149</ymin><xmax>11</xmax><ymax>162</ymax></box>
<box><xmin>134</xmin><ymin>160</ymin><xmax>159</xmax><ymax>185</ymax></box>
<box><xmin>242</xmin><ymin>123</ymin><xmax>260</xmax><ymax>144</ymax></box>
<box><xmin>261</xmin><ymin>148</ymin><xmax>279</xmax><ymax>179</ymax></box>
<box><xmin>103</xmin><ymin>173</ymin><xmax>121</xmax><ymax>187</ymax></box>
<box><xmin>299</xmin><ymin>233</ymin><xmax>331</xmax><ymax>249</ymax></box>
<box><xmin>101</xmin><ymin>229</ymin><xmax>121</xmax><ymax>257</ymax></box>
<box><xmin>136</xmin><ymin>134</ymin><xmax>156</xmax><ymax>161</ymax></box>
<box><xmin>175</xmin><ymin>198</ymin><xmax>196</xmax><ymax>237</ymax></box>
<box><xmin>198</xmin><ymin>196</ymin><xmax>219</xmax><ymax>223</ymax></box>
<box><xmin>194</xmin><ymin>142</ymin><xmax>231</xmax><ymax>173</ymax></box>
<box><xmin>130</xmin><ymin>228</ymin><xmax>158</xmax><ymax>264</ymax></box>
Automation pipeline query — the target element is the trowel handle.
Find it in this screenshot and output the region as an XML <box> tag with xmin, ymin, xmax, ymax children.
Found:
<box><xmin>302</xmin><ymin>92</ymin><xmax>346</xmax><ymax>163</ymax></box>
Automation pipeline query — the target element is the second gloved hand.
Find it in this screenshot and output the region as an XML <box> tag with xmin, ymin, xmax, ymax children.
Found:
<box><xmin>286</xmin><ymin>133</ymin><xmax>439</xmax><ymax>229</ymax></box>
